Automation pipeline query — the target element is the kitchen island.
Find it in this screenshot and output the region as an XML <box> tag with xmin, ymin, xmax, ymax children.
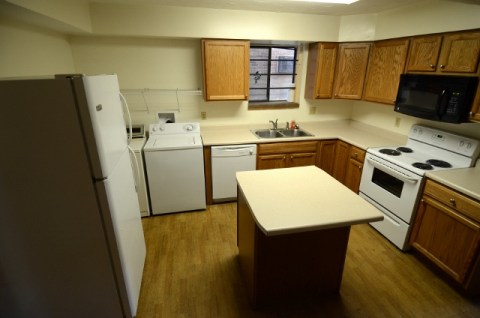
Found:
<box><xmin>236</xmin><ymin>166</ymin><xmax>384</xmax><ymax>307</ymax></box>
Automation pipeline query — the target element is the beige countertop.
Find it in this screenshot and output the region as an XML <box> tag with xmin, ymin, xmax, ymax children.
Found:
<box><xmin>236</xmin><ymin>166</ymin><xmax>384</xmax><ymax>236</ymax></box>
<box><xmin>426</xmin><ymin>163</ymin><xmax>480</xmax><ymax>201</ymax></box>
<box><xmin>201</xmin><ymin>120</ymin><xmax>407</xmax><ymax>150</ymax></box>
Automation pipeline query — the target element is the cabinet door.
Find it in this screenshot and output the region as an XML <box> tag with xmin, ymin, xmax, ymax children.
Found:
<box><xmin>344</xmin><ymin>158</ymin><xmax>363</xmax><ymax>193</ymax></box>
<box><xmin>334</xmin><ymin>43</ymin><xmax>371</xmax><ymax>100</ymax></box>
<box><xmin>363</xmin><ymin>39</ymin><xmax>409</xmax><ymax>105</ymax></box>
<box><xmin>257</xmin><ymin>154</ymin><xmax>287</xmax><ymax>170</ymax></box>
<box><xmin>202</xmin><ymin>39</ymin><xmax>249</xmax><ymax>101</ymax></box>
<box><xmin>332</xmin><ymin>140</ymin><xmax>350</xmax><ymax>183</ymax></box>
<box><xmin>344</xmin><ymin>146</ymin><xmax>365</xmax><ymax>193</ymax></box>
<box><xmin>288</xmin><ymin>153</ymin><xmax>317</xmax><ymax>167</ymax></box>
<box><xmin>471</xmin><ymin>81</ymin><xmax>480</xmax><ymax>122</ymax></box>
<box><xmin>410</xmin><ymin>196</ymin><xmax>480</xmax><ymax>285</ymax></box>
<box><xmin>305</xmin><ymin>43</ymin><xmax>338</xmax><ymax>99</ymax></box>
<box><xmin>406</xmin><ymin>35</ymin><xmax>442</xmax><ymax>72</ymax></box>
<box><xmin>438</xmin><ymin>32</ymin><xmax>480</xmax><ymax>73</ymax></box>
<box><xmin>316</xmin><ymin>140</ymin><xmax>337</xmax><ymax>175</ymax></box>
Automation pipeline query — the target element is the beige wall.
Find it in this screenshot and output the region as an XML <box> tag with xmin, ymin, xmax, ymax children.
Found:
<box><xmin>89</xmin><ymin>3</ymin><xmax>340</xmax><ymax>42</ymax></box>
<box><xmin>2</xmin><ymin>0</ymin><xmax>480</xmax><ymax>136</ymax></box>
<box><xmin>5</xmin><ymin>0</ymin><xmax>92</xmax><ymax>33</ymax></box>
<box><xmin>70</xmin><ymin>36</ymin><xmax>353</xmax><ymax>126</ymax></box>
<box><xmin>0</xmin><ymin>17</ymin><xmax>75</xmax><ymax>78</ymax></box>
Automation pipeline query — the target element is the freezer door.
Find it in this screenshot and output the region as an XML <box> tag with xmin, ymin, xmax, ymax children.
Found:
<box><xmin>81</xmin><ymin>74</ymin><xmax>128</xmax><ymax>178</ymax></box>
<box><xmin>97</xmin><ymin>149</ymin><xmax>146</xmax><ymax>317</ymax></box>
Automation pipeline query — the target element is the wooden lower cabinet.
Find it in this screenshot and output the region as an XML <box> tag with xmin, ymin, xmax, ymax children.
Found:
<box><xmin>332</xmin><ymin>140</ymin><xmax>350</xmax><ymax>182</ymax></box>
<box><xmin>257</xmin><ymin>141</ymin><xmax>317</xmax><ymax>170</ymax></box>
<box><xmin>316</xmin><ymin>140</ymin><xmax>337</xmax><ymax>175</ymax></box>
<box><xmin>410</xmin><ymin>179</ymin><xmax>480</xmax><ymax>293</ymax></box>
<box><xmin>331</xmin><ymin>141</ymin><xmax>365</xmax><ymax>193</ymax></box>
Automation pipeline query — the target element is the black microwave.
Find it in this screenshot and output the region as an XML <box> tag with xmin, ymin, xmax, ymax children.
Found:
<box><xmin>394</xmin><ymin>74</ymin><xmax>478</xmax><ymax>123</ymax></box>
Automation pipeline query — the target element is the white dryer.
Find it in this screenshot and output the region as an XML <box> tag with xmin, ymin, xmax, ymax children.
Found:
<box><xmin>143</xmin><ymin>122</ymin><xmax>206</xmax><ymax>215</ymax></box>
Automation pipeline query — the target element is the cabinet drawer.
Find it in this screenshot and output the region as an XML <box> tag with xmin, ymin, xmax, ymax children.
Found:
<box><xmin>258</xmin><ymin>141</ymin><xmax>318</xmax><ymax>155</ymax></box>
<box><xmin>349</xmin><ymin>146</ymin><xmax>365</xmax><ymax>162</ymax></box>
<box><xmin>424</xmin><ymin>179</ymin><xmax>480</xmax><ymax>223</ymax></box>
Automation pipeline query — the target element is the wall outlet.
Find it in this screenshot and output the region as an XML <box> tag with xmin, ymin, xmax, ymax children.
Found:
<box><xmin>201</xmin><ymin>111</ymin><xmax>207</xmax><ymax>120</ymax></box>
<box><xmin>309</xmin><ymin>107</ymin><xmax>316</xmax><ymax>115</ymax></box>
<box><xmin>395</xmin><ymin>117</ymin><xmax>401</xmax><ymax>127</ymax></box>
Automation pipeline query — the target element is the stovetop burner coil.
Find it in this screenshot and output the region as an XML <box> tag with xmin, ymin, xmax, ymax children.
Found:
<box><xmin>379</xmin><ymin>148</ymin><xmax>401</xmax><ymax>156</ymax></box>
<box><xmin>426</xmin><ymin>159</ymin><xmax>452</xmax><ymax>168</ymax></box>
<box><xmin>412</xmin><ymin>162</ymin><xmax>434</xmax><ymax>170</ymax></box>
<box><xmin>396</xmin><ymin>147</ymin><xmax>413</xmax><ymax>153</ymax></box>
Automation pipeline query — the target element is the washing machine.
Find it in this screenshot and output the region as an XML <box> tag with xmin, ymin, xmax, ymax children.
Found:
<box><xmin>143</xmin><ymin>122</ymin><xmax>206</xmax><ymax>215</ymax></box>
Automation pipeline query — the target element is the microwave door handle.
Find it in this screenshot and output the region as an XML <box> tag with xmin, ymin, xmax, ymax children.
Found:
<box><xmin>437</xmin><ymin>89</ymin><xmax>447</xmax><ymax>119</ymax></box>
<box><xmin>366</xmin><ymin>158</ymin><xmax>419</xmax><ymax>184</ymax></box>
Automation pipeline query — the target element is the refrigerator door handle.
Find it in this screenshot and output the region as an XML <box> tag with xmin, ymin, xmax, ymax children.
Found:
<box><xmin>128</xmin><ymin>145</ymin><xmax>140</xmax><ymax>192</ymax></box>
<box><xmin>120</xmin><ymin>93</ymin><xmax>133</xmax><ymax>144</ymax></box>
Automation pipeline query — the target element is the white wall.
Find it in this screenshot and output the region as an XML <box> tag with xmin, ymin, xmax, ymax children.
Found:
<box><xmin>0</xmin><ymin>17</ymin><xmax>75</xmax><ymax>78</ymax></box>
<box><xmin>70</xmin><ymin>36</ymin><xmax>354</xmax><ymax>126</ymax></box>
<box><xmin>2</xmin><ymin>0</ymin><xmax>480</xmax><ymax>137</ymax></box>
<box><xmin>344</xmin><ymin>0</ymin><xmax>480</xmax><ymax>139</ymax></box>
<box><xmin>89</xmin><ymin>3</ymin><xmax>340</xmax><ymax>42</ymax></box>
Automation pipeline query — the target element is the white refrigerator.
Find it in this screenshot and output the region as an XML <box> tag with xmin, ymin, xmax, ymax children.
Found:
<box><xmin>0</xmin><ymin>74</ymin><xmax>146</xmax><ymax>318</ymax></box>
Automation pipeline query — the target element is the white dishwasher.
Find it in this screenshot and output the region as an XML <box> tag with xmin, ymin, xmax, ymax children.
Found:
<box><xmin>211</xmin><ymin>144</ymin><xmax>257</xmax><ymax>201</ymax></box>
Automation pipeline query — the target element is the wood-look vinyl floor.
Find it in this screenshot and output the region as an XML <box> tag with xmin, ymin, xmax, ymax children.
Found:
<box><xmin>137</xmin><ymin>203</ymin><xmax>480</xmax><ymax>318</ymax></box>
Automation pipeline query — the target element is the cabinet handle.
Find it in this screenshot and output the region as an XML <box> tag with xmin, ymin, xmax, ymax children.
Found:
<box><xmin>358</xmin><ymin>165</ymin><xmax>363</xmax><ymax>169</ymax></box>
<box><xmin>440</xmin><ymin>64</ymin><xmax>445</xmax><ymax>69</ymax></box>
<box><xmin>353</xmin><ymin>153</ymin><xmax>358</xmax><ymax>158</ymax></box>
<box><xmin>429</xmin><ymin>64</ymin><xmax>435</xmax><ymax>69</ymax></box>
<box><xmin>449</xmin><ymin>198</ymin><xmax>456</xmax><ymax>206</ymax></box>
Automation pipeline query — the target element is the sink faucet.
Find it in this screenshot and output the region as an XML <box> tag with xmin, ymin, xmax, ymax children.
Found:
<box><xmin>269</xmin><ymin>118</ymin><xmax>278</xmax><ymax>130</ymax></box>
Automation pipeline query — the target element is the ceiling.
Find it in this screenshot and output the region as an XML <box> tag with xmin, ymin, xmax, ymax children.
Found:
<box><xmin>91</xmin><ymin>0</ymin><xmax>480</xmax><ymax>15</ymax></box>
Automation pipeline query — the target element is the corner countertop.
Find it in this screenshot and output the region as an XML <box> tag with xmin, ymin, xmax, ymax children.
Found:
<box><xmin>236</xmin><ymin>166</ymin><xmax>384</xmax><ymax>236</ymax></box>
<box><xmin>200</xmin><ymin>120</ymin><xmax>407</xmax><ymax>150</ymax></box>
<box><xmin>426</xmin><ymin>164</ymin><xmax>480</xmax><ymax>201</ymax></box>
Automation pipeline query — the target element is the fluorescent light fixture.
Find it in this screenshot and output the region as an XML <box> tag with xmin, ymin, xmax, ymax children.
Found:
<box><xmin>290</xmin><ymin>0</ymin><xmax>359</xmax><ymax>4</ymax></box>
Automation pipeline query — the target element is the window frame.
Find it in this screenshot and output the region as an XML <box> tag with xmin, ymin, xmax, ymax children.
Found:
<box><xmin>248</xmin><ymin>45</ymin><xmax>299</xmax><ymax>110</ymax></box>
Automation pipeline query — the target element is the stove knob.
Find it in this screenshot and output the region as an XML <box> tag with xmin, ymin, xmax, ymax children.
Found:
<box><xmin>467</xmin><ymin>142</ymin><xmax>472</xmax><ymax>149</ymax></box>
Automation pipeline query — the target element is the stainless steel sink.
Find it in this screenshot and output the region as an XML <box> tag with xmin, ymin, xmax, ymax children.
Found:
<box><xmin>252</xmin><ymin>128</ymin><xmax>313</xmax><ymax>139</ymax></box>
<box><xmin>279</xmin><ymin>129</ymin><xmax>313</xmax><ymax>137</ymax></box>
<box><xmin>254</xmin><ymin>129</ymin><xmax>283</xmax><ymax>138</ymax></box>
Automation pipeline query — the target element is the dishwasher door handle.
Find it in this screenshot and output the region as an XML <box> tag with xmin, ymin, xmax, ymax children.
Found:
<box><xmin>212</xmin><ymin>145</ymin><xmax>257</xmax><ymax>157</ymax></box>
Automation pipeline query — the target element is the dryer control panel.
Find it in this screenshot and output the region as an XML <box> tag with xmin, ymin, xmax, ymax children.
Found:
<box><xmin>149</xmin><ymin>122</ymin><xmax>201</xmax><ymax>135</ymax></box>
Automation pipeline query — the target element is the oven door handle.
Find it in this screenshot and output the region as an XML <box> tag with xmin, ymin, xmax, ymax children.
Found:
<box><xmin>366</xmin><ymin>157</ymin><xmax>419</xmax><ymax>184</ymax></box>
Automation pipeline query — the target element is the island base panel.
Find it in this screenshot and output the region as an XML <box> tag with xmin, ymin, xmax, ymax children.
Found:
<box><xmin>237</xmin><ymin>188</ymin><xmax>351</xmax><ymax>308</ymax></box>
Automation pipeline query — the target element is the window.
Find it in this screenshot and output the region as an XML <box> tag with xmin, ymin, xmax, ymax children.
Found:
<box><xmin>249</xmin><ymin>46</ymin><xmax>298</xmax><ymax>108</ymax></box>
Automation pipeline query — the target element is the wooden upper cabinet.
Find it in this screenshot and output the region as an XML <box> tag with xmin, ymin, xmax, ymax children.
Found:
<box><xmin>406</xmin><ymin>31</ymin><xmax>480</xmax><ymax>74</ymax></box>
<box><xmin>333</xmin><ymin>43</ymin><xmax>371</xmax><ymax>100</ymax></box>
<box><xmin>471</xmin><ymin>81</ymin><xmax>480</xmax><ymax>122</ymax></box>
<box><xmin>304</xmin><ymin>42</ymin><xmax>338</xmax><ymax>99</ymax></box>
<box><xmin>406</xmin><ymin>35</ymin><xmax>442</xmax><ymax>72</ymax></box>
<box><xmin>363</xmin><ymin>38</ymin><xmax>409</xmax><ymax>105</ymax></box>
<box><xmin>202</xmin><ymin>39</ymin><xmax>250</xmax><ymax>101</ymax></box>
<box><xmin>438</xmin><ymin>32</ymin><xmax>480</xmax><ymax>74</ymax></box>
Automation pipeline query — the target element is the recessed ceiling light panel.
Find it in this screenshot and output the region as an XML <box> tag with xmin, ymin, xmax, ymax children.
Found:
<box><xmin>288</xmin><ymin>0</ymin><xmax>359</xmax><ymax>4</ymax></box>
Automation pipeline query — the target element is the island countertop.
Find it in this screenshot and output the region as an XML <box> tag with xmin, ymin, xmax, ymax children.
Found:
<box><xmin>236</xmin><ymin>166</ymin><xmax>384</xmax><ymax>236</ymax></box>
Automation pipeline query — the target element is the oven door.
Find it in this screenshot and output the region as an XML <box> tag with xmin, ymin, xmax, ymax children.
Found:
<box><xmin>359</xmin><ymin>153</ymin><xmax>423</xmax><ymax>224</ymax></box>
